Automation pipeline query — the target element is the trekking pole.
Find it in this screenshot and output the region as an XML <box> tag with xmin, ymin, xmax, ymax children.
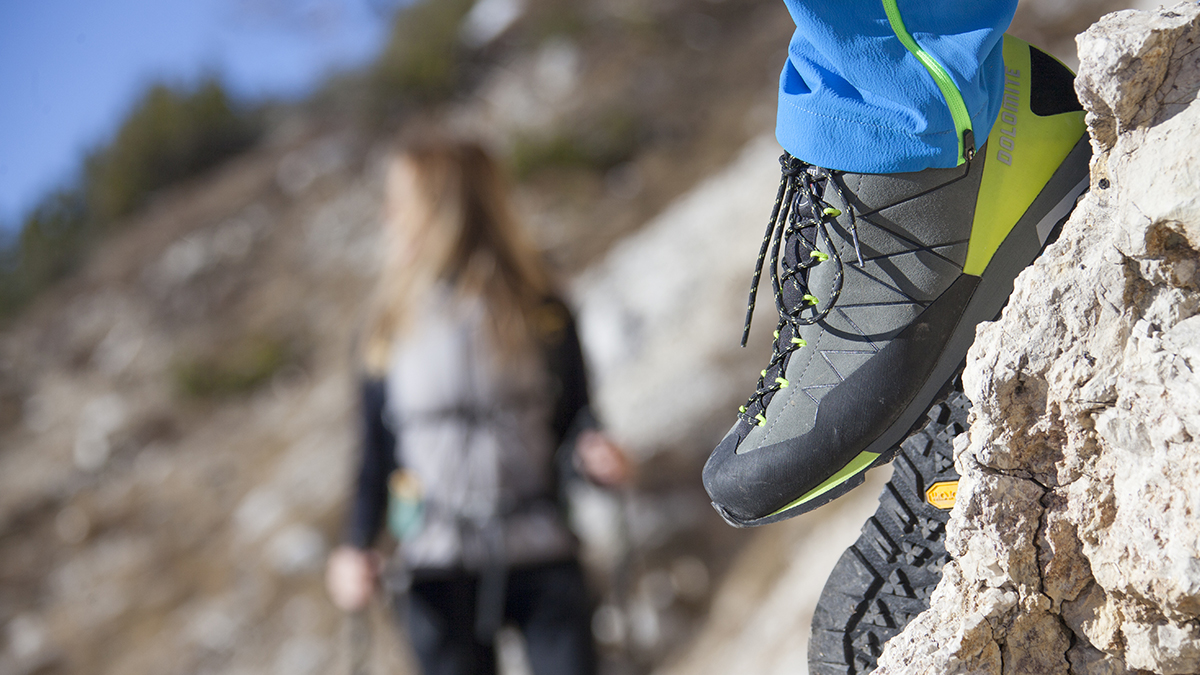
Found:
<box><xmin>343</xmin><ymin>609</ymin><xmax>372</xmax><ymax>675</ymax></box>
<box><xmin>611</xmin><ymin>483</ymin><xmax>646</xmax><ymax>668</ymax></box>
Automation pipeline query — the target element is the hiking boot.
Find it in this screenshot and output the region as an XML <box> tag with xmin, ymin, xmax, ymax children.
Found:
<box><xmin>808</xmin><ymin>378</ymin><xmax>968</xmax><ymax>675</ymax></box>
<box><xmin>703</xmin><ymin>36</ymin><xmax>1090</xmax><ymax>527</ymax></box>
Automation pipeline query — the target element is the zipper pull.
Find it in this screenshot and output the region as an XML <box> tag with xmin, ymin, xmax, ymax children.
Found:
<box><xmin>962</xmin><ymin>129</ymin><xmax>976</xmax><ymax>163</ymax></box>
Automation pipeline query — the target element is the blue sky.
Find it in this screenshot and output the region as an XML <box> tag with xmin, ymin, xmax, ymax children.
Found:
<box><xmin>0</xmin><ymin>0</ymin><xmax>407</xmax><ymax>230</ymax></box>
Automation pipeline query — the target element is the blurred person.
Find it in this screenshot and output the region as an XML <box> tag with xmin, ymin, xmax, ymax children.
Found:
<box><xmin>325</xmin><ymin>139</ymin><xmax>630</xmax><ymax>675</ymax></box>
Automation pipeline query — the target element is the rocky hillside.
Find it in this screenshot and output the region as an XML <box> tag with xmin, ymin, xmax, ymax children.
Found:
<box><xmin>0</xmin><ymin>2</ymin><xmax>797</xmax><ymax>673</ymax></box>
<box><xmin>0</xmin><ymin>1</ymin><xmax>1169</xmax><ymax>675</ymax></box>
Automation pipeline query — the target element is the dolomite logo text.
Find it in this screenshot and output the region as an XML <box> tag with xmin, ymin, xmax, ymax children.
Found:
<box><xmin>996</xmin><ymin>67</ymin><xmax>1021</xmax><ymax>165</ymax></box>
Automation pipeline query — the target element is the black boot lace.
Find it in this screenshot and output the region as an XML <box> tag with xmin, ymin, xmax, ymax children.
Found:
<box><xmin>737</xmin><ymin>152</ymin><xmax>863</xmax><ymax>428</ymax></box>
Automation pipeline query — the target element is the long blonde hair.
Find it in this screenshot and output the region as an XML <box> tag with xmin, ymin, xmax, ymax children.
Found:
<box><xmin>362</xmin><ymin>139</ymin><xmax>552</xmax><ymax>374</ymax></box>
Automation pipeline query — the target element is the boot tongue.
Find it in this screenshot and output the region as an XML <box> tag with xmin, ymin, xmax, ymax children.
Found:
<box><xmin>778</xmin><ymin>180</ymin><xmax>825</xmax><ymax>319</ymax></box>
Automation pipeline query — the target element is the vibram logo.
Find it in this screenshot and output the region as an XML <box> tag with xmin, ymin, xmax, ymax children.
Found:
<box><xmin>925</xmin><ymin>480</ymin><xmax>959</xmax><ymax>510</ymax></box>
<box><xmin>996</xmin><ymin>67</ymin><xmax>1021</xmax><ymax>166</ymax></box>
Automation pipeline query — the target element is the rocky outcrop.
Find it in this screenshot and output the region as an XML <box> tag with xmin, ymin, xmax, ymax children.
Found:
<box><xmin>875</xmin><ymin>4</ymin><xmax>1200</xmax><ymax>674</ymax></box>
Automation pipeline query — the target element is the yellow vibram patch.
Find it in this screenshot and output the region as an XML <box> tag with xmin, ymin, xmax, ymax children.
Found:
<box><xmin>925</xmin><ymin>480</ymin><xmax>959</xmax><ymax>510</ymax></box>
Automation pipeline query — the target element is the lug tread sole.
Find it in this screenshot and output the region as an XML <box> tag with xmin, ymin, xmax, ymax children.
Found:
<box><xmin>808</xmin><ymin>378</ymin><xmax>970</xmax><ymax>675</ymax></box>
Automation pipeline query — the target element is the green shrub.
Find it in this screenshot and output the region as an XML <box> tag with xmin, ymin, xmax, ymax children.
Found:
<box><xmin>172</xmin><ymin>335</ymin><xmax>293</xmax><ymax>399</ymax></box>
<box><xmin>368</xmin><ymin>0</ymin><xmax>476</xmax><ymax>119</ymax></box>
<box><xmin>0</xmin><ymin>78</ymin><xmax>259</xmax><ymax>322</ymax></box>
<box><xmin>0</xmin><ymin>188</ymin><xmax>90</xmax><ymax>317</ymax></box>
<box><xmin>85</xmin><ymin>78</ymin><xmax>259</xmax><ymax>222</ymax></box>
<box><xmin>523</xmin><ymin>2</ymin><xmax>588</xmax><ymax>43</ymax></box>
<box><xmin>509</xmin><ymin>109</ymin><xmax>641</xmax><ymax>180</ymax></box>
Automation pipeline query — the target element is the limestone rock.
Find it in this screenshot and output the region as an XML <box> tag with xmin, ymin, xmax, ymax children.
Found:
<box><xmin>875</xmin><ymin>3</ymin><xmax>1200</xmax><ymax>674</ymax></box>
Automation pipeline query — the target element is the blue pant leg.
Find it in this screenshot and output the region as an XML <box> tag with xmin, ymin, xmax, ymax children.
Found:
<box><xmin>776</xmin><ymin>0</ymin><xmax>1017</xmax><ymax>173</ymax></box>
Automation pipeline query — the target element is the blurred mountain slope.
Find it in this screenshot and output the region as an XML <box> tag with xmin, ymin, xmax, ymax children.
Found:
<box><xmin>0</xmin><ymin>1</ymin><xmax>792</xmax><ymax>673</ymax></box>
<box><xmin>0</xmin><ymin>1</ymin><xmax>1157</xmax><ymax>674</ymax></box>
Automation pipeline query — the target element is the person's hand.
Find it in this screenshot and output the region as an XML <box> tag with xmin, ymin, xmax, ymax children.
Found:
<box><xmin>325</xmin><ymin>546</ymin><xmax>381</xmax><ymax>612</ymax></box>
<box><xmin>575</xmin><ymin>430</ymin><xmax>633</xmax><ymax>487</ymax></box>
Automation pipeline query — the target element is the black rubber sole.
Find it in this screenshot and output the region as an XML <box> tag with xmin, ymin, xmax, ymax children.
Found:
<box><xmin>808</xmin><ymin>377</ymin><xmax>970</xmax><ymax>675</ymax></box>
